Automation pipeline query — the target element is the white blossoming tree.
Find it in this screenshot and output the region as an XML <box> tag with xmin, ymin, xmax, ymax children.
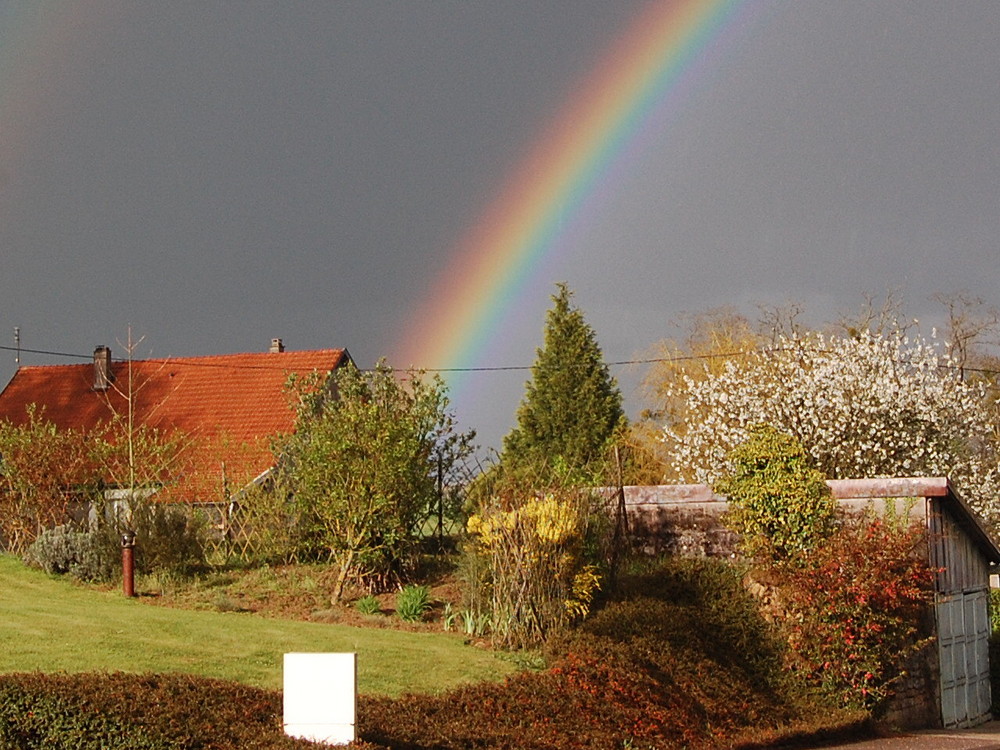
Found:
<box><xmin>660</xmin><ymin>331</ymin><xmax>1000</xmax><ymax>526</ymax></box>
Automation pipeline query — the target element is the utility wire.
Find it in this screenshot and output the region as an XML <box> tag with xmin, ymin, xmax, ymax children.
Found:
<box><xmin>3</xmin><ymin>343</ymin><xmax>1000</xmax><ymax>378</ymax></box>
<box><xmin>0</xmin><ymin>344</ymin><xmax>92</xmax><ymax>361</ymax></box>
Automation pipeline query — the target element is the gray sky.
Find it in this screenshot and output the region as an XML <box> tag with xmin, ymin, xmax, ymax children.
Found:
<box><xmin>1</xmin><ymin>1</ymin><xmax>998</xmax><ymax>454</ymax></box>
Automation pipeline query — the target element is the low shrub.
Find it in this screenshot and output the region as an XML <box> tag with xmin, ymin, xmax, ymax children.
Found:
<box><xmin>395</xmin><ymin>584</ymin><xmax>430</xmax><ymax>622</ymax></box>
<box><xmin>23</xmin><ymin>525</ymin><xmax>116</xmax><ymax>581</ymax></box>
<box><xmin>715</xmin><ymin>427</ymin><xmax>936</xmax><ymax>715</ymax></box>
<box><xmin>355</xmin><ymin>594</ymin><xmax>381</xmax><ymax>616</ymax></box>
<box><xmin>774</xmin><ymin>516</ymin><xmax>935</xmax><ymax>712</ymax></box>
<box><xmin>22</xmin><ymin>503</ymin><xmax>209</xmax><ymax>582</ymax></box>
<box><xmin>581</xmin><ymin>555</ymin><xmax>791</xmax><ymax>692</ymax></box>
<box><xmin>357</xmin><ymin>558</ymin><xmax>815</xmax><ymax>750</ymax></box>
<box><xmin>131</xmin><ymin>502</ymin><xmax>208</xmax><ymax>575</ymax></box>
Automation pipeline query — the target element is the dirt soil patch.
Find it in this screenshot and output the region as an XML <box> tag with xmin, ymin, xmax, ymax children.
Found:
<box><xmin>134</xmin><ymin>558</ymin><xmax>468</xmax><ymax>633</ymax></box>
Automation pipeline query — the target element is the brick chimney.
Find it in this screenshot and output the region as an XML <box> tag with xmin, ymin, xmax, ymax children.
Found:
<box><xmin>270</xmin><ymin>338</ymin><xmax>285</xmax><ymax>353</ymax></box>
<box><xmin>93</xmin><ymin>345</ymin><xmax>113</xmax><ymax>391</ymax></box>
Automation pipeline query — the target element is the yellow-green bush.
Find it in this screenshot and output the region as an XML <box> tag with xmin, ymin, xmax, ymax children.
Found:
<box><xmin>716</xmin><ymin>424</ymin><xmax>837</xmax><ymax>562</ymax></box>
<box><xmin>466</xmin><ymin>490</ymin><xmax>605</xmax><ymax>649</ymax></box>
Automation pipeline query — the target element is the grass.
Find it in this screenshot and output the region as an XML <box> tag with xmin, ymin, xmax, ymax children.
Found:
<box><xmin>0</xmin><ymin>555</ymin><xmax>882</xmax><ymax>749</ymax></box>
<box><xmin>0</xmin><ymin>555</ymin><xmax>514</xmax><ymax>695</ymax></box>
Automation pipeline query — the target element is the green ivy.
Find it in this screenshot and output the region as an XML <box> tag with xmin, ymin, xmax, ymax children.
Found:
<box><xmin>715</xmin><ymin>424</ymin><xmax>837</xmax><ymax>562</ymax></box>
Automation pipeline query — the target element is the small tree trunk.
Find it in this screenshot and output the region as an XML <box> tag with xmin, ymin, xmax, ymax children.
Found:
<box><xmin>330</xmin><ymin>548</ymin><xmax>355</xmax><ymax>605</ymax></box>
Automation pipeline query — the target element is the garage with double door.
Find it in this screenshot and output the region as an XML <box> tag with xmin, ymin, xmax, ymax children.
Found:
<box><xmin>928</xmin><ymin>494</ymin><xmax>998</xmax><ymax>728</ymax></box>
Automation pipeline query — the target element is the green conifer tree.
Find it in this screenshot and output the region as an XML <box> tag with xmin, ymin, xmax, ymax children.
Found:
<box><xmin>500</xmin><ymin>283</ymin><xmax>624</xmax><ymax>477</ymax></box>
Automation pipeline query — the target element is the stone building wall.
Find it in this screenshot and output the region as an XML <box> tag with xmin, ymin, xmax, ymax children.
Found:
<box><xmin>881</xmin><ymin>608</ymin><xmax>941</xmax><ymax>729</ymax></box>
<box><xmin>626</xmin><ymin>500</ymin><xmax>738</xmax><ymax>558</ymax></box>
<box><xmin>614</xmin><ymin>484</ymin><xmax>739</xmax><ymax>558</ymax></box>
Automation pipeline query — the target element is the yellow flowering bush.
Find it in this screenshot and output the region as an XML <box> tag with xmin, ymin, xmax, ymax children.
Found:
<box><xmin>467</xmin><ymin>491</ymin><xmax>604</xmax><ymax>648</ymax></box>
<box><xmin>566</xmin><ymin>565</ymin><xmax>601</xmax><ymax>619</ymax></box>
<box><xmin>468</xmin><ymin>494</ymin><xmax>577</xmax><ymax>547</ymax></box>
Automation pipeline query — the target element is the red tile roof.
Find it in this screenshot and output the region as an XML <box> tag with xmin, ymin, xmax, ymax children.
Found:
<box><xmin>0</xmin><ymin>348</ymin><xmax>349</xmax><ymax>496</ymax></box>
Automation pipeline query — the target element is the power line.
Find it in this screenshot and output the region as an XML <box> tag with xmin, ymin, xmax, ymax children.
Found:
<box><xmin>3</xmin><ymin>342</ymin><xmax>1000</xmax><ymax>379</ymax></box>
<box><xmin>0</xmin><ymin>344</ymin><xmax>92</xmax><ymax>361</ymax></box>
<box><xmin>0</xmin><ymin>344</ymin><xmax>338</xmax><ymax>371</ymax></box>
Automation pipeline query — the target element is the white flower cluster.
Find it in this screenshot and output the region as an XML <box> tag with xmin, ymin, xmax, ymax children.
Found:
<box><xmin>660</xmin><ymin>331</ymin><xmax>1000</xmax><ymax>524</ymax></box>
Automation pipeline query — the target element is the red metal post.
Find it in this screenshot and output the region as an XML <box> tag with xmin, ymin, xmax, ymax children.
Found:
<box><xmin>121</xmin><ymin>531</ymin><xmax>136</xmax><ymax>597</ymax></box>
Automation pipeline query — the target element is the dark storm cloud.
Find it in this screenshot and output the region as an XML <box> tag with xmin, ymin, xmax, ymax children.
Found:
<box><xmin>1</xmin><ymin>1</ymin><xmax>998</xmax><ymax>451</ymax></box>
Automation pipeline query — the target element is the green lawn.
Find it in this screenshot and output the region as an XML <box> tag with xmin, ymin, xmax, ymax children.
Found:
<box><xmin>0</xmin><ymin>556</ymin><xmax>514</xmax><ymax>695</ymax></box>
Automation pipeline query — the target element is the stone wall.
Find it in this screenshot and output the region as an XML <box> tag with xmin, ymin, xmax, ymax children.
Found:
<box><xmin>882</xmin><ymin>610</ymin><xmax>942</xmax><ymax>729</ymax></box>
<box><xmin>616</xmin><ymin>484</ymin><xmax>738</xmax><ymax>558</ymax></box>
<box><xmin>627</xmin><ymin>501</ymin><xmax>738</xmax><ymax>558</ymax></box>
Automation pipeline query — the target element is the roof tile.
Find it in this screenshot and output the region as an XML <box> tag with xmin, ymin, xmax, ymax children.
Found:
<box><xmin>0</xmin><ymin>348</ymin><xmax>349</xmax><ymax>494</ymax></box>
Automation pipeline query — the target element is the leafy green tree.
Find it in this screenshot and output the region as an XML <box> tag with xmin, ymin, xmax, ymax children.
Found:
<box><xmin>275</xmin><ymin>360</ymin><xmax>474</xmax><ymax>604</ymax></box>
<box><xmin>500</xmin><ymin>283</ymin><xmax>624</xmax><ymax>479</ymax></box>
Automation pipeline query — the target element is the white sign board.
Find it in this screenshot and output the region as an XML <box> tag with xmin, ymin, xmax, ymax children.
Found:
<box><xmin>283</xmin><ymin>652</ymin><xmax>357</xmax><ymax>745</ymax></box>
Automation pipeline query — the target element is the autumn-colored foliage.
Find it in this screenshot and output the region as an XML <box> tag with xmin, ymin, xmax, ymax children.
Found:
<box><xmin>0</xmin><ymin>672</ymin><xmax>316</xmax><ymax>750</ymax></box>
<box><xmin>358</xmin><ymin>558</ymin><xmax>807</xmax><ymax>750</ymax></box>
<box><xmin>775</xmin><ymin>516</ymin><xmax>935</xmax><ymax>711</ymax></box>
<box><xmin>716</xmin><ymin>427</ymin><xmax>936</xmax><ymax>713</ymax></box>
<box><xmin>0</xmin><ymin>407</ymin><xmax>95</xmax><ymax>554</ymax></box>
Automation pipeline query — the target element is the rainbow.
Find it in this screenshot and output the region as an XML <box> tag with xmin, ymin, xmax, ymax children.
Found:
<box><xmin>396</xmin><ymin>0</ymin><xmax>748</xmax><ymax>383</ymax></box>
<box><xmin>0</xmin><ymin>5</ymin><xmax>57</xmax><ymax>174</ymax></box>
<box><xmin>0</xmin><ymin>3</ymin><xmax>121</xmax><ymax>189</ymax></box>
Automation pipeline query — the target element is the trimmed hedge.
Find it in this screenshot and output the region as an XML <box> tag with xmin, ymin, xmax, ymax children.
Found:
<box><xmin>0</xmin><ymin>673</ymin><xmax>317</xmax><ymax>750</ymax></box>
